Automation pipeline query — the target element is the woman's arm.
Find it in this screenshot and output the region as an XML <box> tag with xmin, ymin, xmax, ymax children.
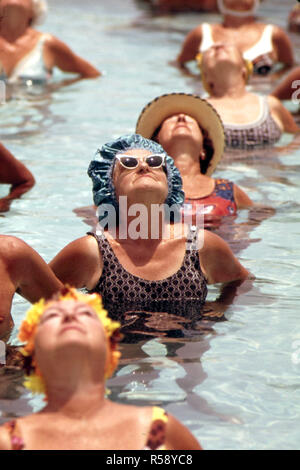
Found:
<box><xmin>0</xmin><ymin>236</ymin><xmax>63</xmax><ymax>338</ymax></box>
<box><xmin>0</xmin><ymin>143</ymin><xmax>35</xmax><ymax>212</ymax></box>
<box><xmin>272</xmin><ymin>26</ymin><xmax>294</xmax><ymax>70</ymax></box>
<box><xmin>268</xmin><ymin>95</ymin><xmax>300</xmax><ymax>133</ymax></box>
<box><xmin>165</xmin><ymin>414</ymin><xmax>202</xmax><ymax>450</ymax></box>
<box><xmin>199</xmin><ymin>230</ymin><xmax>250</xmax><ymax>284</ymax></box>
<box><xmin>177</xmin><ymin>25</ymin><xmax>203</xmax><ymax>67</ymax></box>
<box><xmin>233</xmin><ymin>184</ymin><xmax>254</xmax><ymax>209</ymax></box>
<box><xmin>271</xmin><ymin>67</ymin><xmax>300</xmax><ymax>100</ymax></box>
<box><xmin>46</xmin><ymin>36</ymin><xmax>101</xmax><ymax>78</ymax></box>
<box><xmin>1</xmin><ymin>236</ymin><xmax>63</xmax><ymax>303</ymax></box>
<box><xmin>49</xmin><ymin>235</ymin><xmax>102</xmax><ymax>290</ymax></box>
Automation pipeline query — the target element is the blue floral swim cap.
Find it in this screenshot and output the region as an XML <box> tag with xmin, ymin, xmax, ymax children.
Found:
<box><xmin>87</xmin><ymin>134</ymin><xmax>185</xmax><ymax>225</ymax></box>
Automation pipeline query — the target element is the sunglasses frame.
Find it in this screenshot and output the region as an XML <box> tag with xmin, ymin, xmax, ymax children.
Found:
<box><xmin>115</xmin><ymin>154</ymin><xmax>166</xmax><ymax>170</ymax></box>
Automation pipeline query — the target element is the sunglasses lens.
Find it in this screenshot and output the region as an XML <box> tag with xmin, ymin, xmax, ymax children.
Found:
<box><xmin>119</xmin><ymin>156</ymin><xmax>138</xmax><ymax>168</ymax></box>
<box><xmin>146</xmin><ymin>155</ymin><xmax>164</xmax><ymax>167</ymax></box>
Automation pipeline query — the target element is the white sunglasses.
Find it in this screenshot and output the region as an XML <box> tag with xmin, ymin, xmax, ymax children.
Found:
<box><xmin>115</xmin><ymin>154</ymin><xmax>166</xmax><ymax>170</ymax></box>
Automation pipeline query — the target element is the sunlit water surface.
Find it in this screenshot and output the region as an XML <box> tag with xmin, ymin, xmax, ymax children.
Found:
<box><xmin>0</xmin><ymin>0</ymin><xmax>300</xmax><ymax>450</ymax></box>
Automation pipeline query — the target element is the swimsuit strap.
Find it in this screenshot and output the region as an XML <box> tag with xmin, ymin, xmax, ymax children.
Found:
<box><xmin>185</xmin><ymin>223</ymin><xmax>201</xmax><ymax>252</ymax></box>
<box><xmin>144</xmin><ymin>407</ymin><xmax>168</xmax><ymax>450</ymax></box>
<box><xmin>4</xmin><ymin>420</ymin><xmax>25</xmax><ymax>450</ymax></box>
<box><xmin>91</xmin><ymin>225</ymin><xmax>200</xmax><ymax>266</ymax></box>
<box><xmin>89</xmin><ymin>225</ymin><xmax>198</xmax><ymax>267</ymax></box>
<box><xmin>200</xmin><ymin>23</ymin><xmax>214</xmax><ymax>52</ymax></box>
<box><xmin>260</xmin><ymin>95</ymin><xmax>271</xmax><ymax>121</ymax></box>
<box><xmin>243</xmin><ymin>24</ymin><xmax>273</xmax><ymax>62</ymax></box>
<box><xmin>9</xmin><ymin>33</ymin><xmax>52</xmax><ymax>83</ymax></box>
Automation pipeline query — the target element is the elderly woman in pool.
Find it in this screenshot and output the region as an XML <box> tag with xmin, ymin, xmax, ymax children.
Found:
<box><xmin>135</xmin><ymin>93</ymin><xmax>254</xmax><ymax>226</ymax></box>
<box><xmin>50</xmin><ymin>134</ymin><xmax>249</xmax><ymax>313</ymax></box>
<box><xmin>0</xmin><ymin>288</ymin><xmax>202</xmax><ymax>450</ymax></box>
<box><xmin>0</xmin><ymin>0</ymin><xmax>100</xmax><ymax>84</ymax></box>
<box><xmin>177</xmin><ymin>0</ymin><xmax>294</xmax><ymax>77</ymax></box>
<box><xmin>197</xmin><ymin>44</ymin><xmax>299</xmax><ymax>150</ymax></box>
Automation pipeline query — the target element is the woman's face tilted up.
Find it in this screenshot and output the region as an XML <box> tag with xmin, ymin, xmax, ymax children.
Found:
<box><xmin>0</xmin><ymin>0</ymin><xmax>34</xmax><ymax>27</ymax></box>
<box><xmin>156</xmin><ymin>114</ymin><xmax>205</xmax><ymax>157</ymax></box>
<box><xmin>113</xmin><ymin>148</ymin><xmax>169</xmax><ymax>206</ymax></box>
<box><xmin>34</xmin><ymin>300</ymin><xmax>109</xmax><ymax>378</ymax></box>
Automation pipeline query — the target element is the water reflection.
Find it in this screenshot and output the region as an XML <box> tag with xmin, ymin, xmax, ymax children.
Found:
<box><xmin>0</xmin><ymin>346</ymin><xmax>31</xmax><ymax>425</ymax></box>
<box><xmin>0</xmin><ymin>84</ymin><xmax>65</xmax><ymax>140</ymax></box>
<box><xmin>0</xmin><ymin>77</ymin><xmax>88</xmax><ymax>141</ymax></box>
<box><xmin>107</xmin><ymin>279</ymin><xmax>253</xmax><ymax>425</ymax></box>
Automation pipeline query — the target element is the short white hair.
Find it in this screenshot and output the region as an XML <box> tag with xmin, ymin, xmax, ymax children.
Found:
<box><xmin>31</xmin><ymin>0</ymin><xmax>48</xmax><ymax>26</ymax></box>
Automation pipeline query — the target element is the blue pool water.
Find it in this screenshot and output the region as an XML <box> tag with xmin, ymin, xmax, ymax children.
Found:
<box><xmin>1</xmin><ymin>0</ymin><xmax>300</xmax><ymax>450</ymax></box>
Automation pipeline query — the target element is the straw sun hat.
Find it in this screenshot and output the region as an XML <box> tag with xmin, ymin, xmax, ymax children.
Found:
<box><xmin>135</xmin><ymin>93</ymin><xmax>225</xmax><ymax>176</ymax></box>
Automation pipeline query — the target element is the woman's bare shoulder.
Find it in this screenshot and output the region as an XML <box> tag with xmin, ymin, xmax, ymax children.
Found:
<box><xmin>0</xmin><ymin>235</ymin><xmax>33</xmax><ymax>259</ymax></box>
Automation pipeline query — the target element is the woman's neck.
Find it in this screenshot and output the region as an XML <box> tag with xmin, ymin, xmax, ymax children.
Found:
<box><xmin>44</xmin><ymin>382</ymin><xmax>107</xmax><ymax>419</ymax></box>
<box><xmin>174</xmin><ymin>154</ymin><xmax>202</xmax><ymax>178</ymax></box>
<box><xmin>169</xmin><ymin>150</ymin><xmax>213</xmax><ymax>199</ymax></box>
<box><xmin>222</xmin><ymin>15</ymin><xmax>255</xmax><ymax>28</ymax></box>
<box><xmin>40</xmin><ymin>348</ymin><xmax>107</xmax><ymax>418</ymax></box>
<box><xmin>116</xmin><ymin>210</ymin><xmax>170</xmax><ymax>243</ymax></box>
<box><xmin>0</xmin><ymin>22</ymin><xmax>30</xmax><ymax>42</ymax></box>
<box><xmin>208</xmin><ymin>74</ymin><xmax>247</xmax><ymax>99</ymax></box>
<box><xmin>167</xmin><ymin>143</ymin><xmax>202</xmax><ymax>177</ymax></box>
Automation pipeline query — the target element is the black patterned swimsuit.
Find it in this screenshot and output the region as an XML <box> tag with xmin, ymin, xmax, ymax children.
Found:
<box><xmin>87</xmin><ymin>226</ymin><xmax>207</xmax><ymax>315</ymax></box>
<box><xmin>224</xmin><ymin>96</ymin><xmax>282</xmax><ymax>150</ymax></box>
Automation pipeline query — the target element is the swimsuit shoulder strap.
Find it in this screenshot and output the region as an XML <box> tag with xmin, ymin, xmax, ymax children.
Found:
<box><xmin>260</xmin><ymin>95</ymin><xmax>271</xmax><ymax>119</ymax></box>
<box><xmin>9</xmin><ymin>33</ymin><xmax>51</xmax><ymax>81</ymax></box>
<box><xmin>87</xmin><ymin>229</ymin><xmax>120</xmax><ymax>268</ymax></box>
<box><xmin>260</xmin><ymin>24</ymin><xmax>273</xmax><ymax>46</ymax></box>
<box><xmin>243</xmin><ymin>24</ymin><xmax>273</xmax><ymax>61</ymax></box>
<box><xmin>144</xmin><ymin>407</ymin><xmax>168</xmax><ymax>451</ymax></box>
<box><xmin>200</xmin><ymin>23</ymin><xmax>214</xmax><ymax>52</ymax></box>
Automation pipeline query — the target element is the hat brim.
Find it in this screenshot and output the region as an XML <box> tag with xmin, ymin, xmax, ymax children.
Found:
<box><xmin>135</xmin><ymin>93</ymin><xmax>225</xmax><ymax>176</ymax></box>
